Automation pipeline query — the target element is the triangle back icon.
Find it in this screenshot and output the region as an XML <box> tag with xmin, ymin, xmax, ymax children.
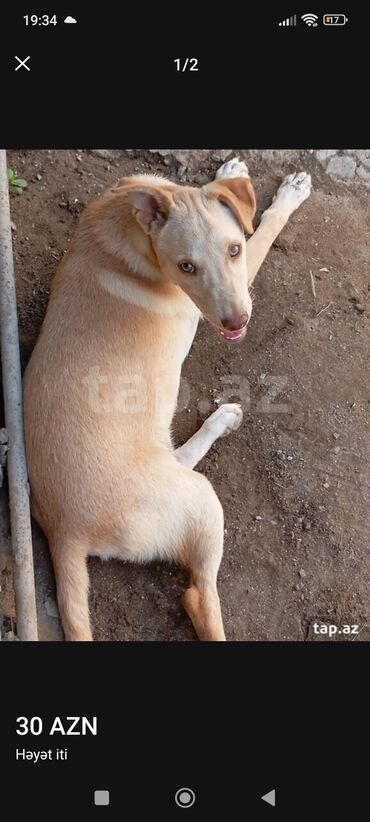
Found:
<box><xmin>261</xmin><ymin>789</ymin><xmax>276</xmax><ymax>807</ymax></box>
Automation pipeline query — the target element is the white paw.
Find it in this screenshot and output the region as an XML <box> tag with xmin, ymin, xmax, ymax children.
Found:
<box><xmin>206</xmin><ymin>403</ymin><xmax>243</xmax><ymax>438</ymax></box>
<box><xmin>273</xmin><ymin>171</ymin><xmax>312</xmax><ymax>213</ymax></box>
<box><xmin>216</xmin><ymin>157</ymin><xmax>250</xmax><ymax>180</ymax></box>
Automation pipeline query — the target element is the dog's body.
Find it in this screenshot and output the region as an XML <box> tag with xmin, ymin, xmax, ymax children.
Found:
<box><xmin>23</xmin><ymin>158</ymin><xmax>311</xmax><ymax>641</ymax></box>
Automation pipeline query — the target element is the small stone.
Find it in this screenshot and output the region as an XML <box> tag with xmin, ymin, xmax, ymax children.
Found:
<box><xmin>213</xmin><ymin>150</ymin><xmax>233</xmax><ymax>162</ymax></box>
<box><xmin>10</xmin><ymin>221</ymin><xmax>17</xmax><ymax>231</ymax></box>
<box><xmin>332</xmin><ymin>446</ymin><xmax>340</xmax><ymax>454</ymax></box>
<box><xmin>333</xmin><ymin>433</ymin><xmax>340</xmax><ymax>439</ymax></box>
<box><xmin>36</xmin><ymin>173</ymin><xmax>42</xmax><ymax>181</ymax></box>
<box><xmin>345</xmin><ymin>149</ymin><xmax>370</xmax><ymax>169</ymax></box>
<box><xmin>354</xmin><ymin>302</ymin><xmax>365</xmax><ymax>313</ymax></box>
<box><xmin>285</xmin><ymin>311</ymin><xmax>304</xmax><ymax>327</ymax></box>
<box><xmin>323</xmin><ymin>482</ymin><xmax>330</xmax><ymax>489</ymax></box>
<box><xmin>315</xmin><ymin>149</ymin><xmax>337</xmax><ymax>164</ymax></box>
<box><xmin>356</xmin><ymin>165</ymin><xmax>370</xmax><ymax>182</ymax></box>
<box><xmin>255</xmin><ymin>515</ymin><xmax>263</xmax><ymax>521</ymax></box>
<box><xmin>287</xmin><ymin>455</ymin><xmax>293</xmax><ymax>461</ymax></box>
<box><xmin>45</xmin><ymin>596</ymin><xmax>59</xmax><ymax>618</ymax></box>
<box><xmin>302</xmin><ymin>520</ymin><xmax>311</xmax><ymax>531</ymax></box>
<box><xmin>326</xmin><ymin>155</ymin><xmax>357</xmax><ymax>179</ymax></box>
<box><xmin>92</xmin><ymin>149</ymin><xmax>123</xmax><ymax>160</ymax></box>
<box><xmin>299</xmin><ymin>568</ymin><xmax>306</xmax><ymax>578</ymax></box>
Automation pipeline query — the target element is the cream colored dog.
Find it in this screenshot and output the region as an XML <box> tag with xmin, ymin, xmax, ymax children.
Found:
<box><xmin>24</xmin><ymin>158</ymin><xmax>311</xmax><ymax>641</ymax></box>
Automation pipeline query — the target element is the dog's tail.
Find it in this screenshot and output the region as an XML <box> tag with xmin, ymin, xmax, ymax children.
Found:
<box><xmin>50</xmin><ymin>537</ymin><xmax>92</xmax><ymax>641</ymax></box>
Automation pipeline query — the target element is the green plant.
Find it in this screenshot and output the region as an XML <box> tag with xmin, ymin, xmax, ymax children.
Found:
<box><xmin>7</xmin><ymin>168</ymin><xmax>28</xmax><ymax>195</ymax></box>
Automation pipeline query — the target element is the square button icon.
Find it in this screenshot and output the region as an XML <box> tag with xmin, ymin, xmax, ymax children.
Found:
<box><xmin>94</xmin><ymin>790</ymin><xmax>110</xmax><ymax>806</ymax></box>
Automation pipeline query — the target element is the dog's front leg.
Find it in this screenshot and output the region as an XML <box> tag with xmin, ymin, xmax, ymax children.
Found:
<box><xmin>215</xmin><ymin>158</ymin><xmax>312</xmax><ymax>287</ymax></box>
<box><xmin>246</xmin><ymin>172</ymin><xmax>312</xmax><ymax>285</ymax></box>
<box><xmin>175</xmin><ymin>404</ymin><xmax>243</xmax><ymax>469</ymax></box>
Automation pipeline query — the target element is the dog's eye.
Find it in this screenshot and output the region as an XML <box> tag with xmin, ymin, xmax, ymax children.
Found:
<box><xmin>229</xmin><ymin>244</ymin><xmax>241</xmax><ymax>257</ymax></box>
<box><xmin>179</xmin><ymin>262</ymin><xmax>196</xmax><ymax>274</ymax></box>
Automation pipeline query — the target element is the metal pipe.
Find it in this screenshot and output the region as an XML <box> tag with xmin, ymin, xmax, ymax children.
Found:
<box><xmin>0</xmin><ymin>149</ymin><xmax>38</xmax><ymax>640</ymax></box>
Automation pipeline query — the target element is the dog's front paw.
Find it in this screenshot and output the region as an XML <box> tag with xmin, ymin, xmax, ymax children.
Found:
<box><xmin>273</xmin><ymin>171</ymin><xmax>312</xmax><ymax>213</ymax></box>
<box><xmin>216</xmin><ymin>157</ymin><xmax>250</xmax><ymax>180</ymax></box>
<box><xmin>207</xmin><ymin>403</ymin><xmax>243</xmax><ymax>438</ymax></box>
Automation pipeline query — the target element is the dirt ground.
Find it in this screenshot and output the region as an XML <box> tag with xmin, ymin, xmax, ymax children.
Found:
<box><xmin>0</xmin><ymin>148</ymin><xmax>369</xmax><ymax>641</ymax></box>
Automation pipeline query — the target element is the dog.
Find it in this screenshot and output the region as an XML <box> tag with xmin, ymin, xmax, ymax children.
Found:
<box><xmin>23</xmin><ymin>157</ymin><xmax>311</xmax><ymax>641</ymax></box>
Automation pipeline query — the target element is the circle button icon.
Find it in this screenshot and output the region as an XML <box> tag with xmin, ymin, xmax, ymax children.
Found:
<box><xmin>175</xmin><ymin>788</ymin><xmax>196</xmax><ymax>808</ymax></box>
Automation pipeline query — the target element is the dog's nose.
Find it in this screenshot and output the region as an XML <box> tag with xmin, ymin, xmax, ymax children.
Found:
<box><xmin>221</xmin><ymin>313</ymin><xmax>249</xmax><ymax>331</ymax></box>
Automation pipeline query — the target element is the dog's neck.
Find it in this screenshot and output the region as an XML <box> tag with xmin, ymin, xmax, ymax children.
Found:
<box><xmin>78</xmin><ymin>193</ymin><xmax>162</xmax><ymax>280</ymax></box>
<box><xmin>76</xmin><ymin>191</ymin><xmax>199</xmax><ymax>320</ymax></box>
<box><xmin>96</xmin><ymin>268</ymin><xmax>199</xmax><ymax>319</ymax></box>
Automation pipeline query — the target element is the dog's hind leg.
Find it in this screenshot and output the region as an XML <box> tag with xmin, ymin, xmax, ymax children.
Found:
<box><xmin>121</xmin><ymin>463</ymin><xmax>226</xmax><ymax>640</ymax></box>
<box><xmin>50</xmin><ymin>536</ymin><xmax>93</xmax><ymax>641</ymax></box>
<box><xmin>182</xmin><ymin>509</ymin><xmax>226</xmax><ymax>643</ymax></box>
<box><xmin>246</xmin><ymin>172</ymin><xmax>312</xmax><ymax>285</ymax></box>
<box><xmin>175</xmin><ymin>471</ymin><xmax>226</xmax><ymax>641</ymax></box>
<box><xmin>175</xmin><ymin>403</ymin><xmax>243</xmax><ymax>469</ymax></box>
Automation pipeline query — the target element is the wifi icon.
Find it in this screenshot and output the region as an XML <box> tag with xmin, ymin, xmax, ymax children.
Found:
<box><xmin>301</xmin><ymin>13</ymin><xmax>319</xmax><ymax>26</ymax></box>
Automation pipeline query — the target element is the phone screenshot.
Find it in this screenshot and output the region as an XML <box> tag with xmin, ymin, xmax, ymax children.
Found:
<box><xmin>0</xmin><ymin>6</ymin><xmax>368</xmax><ymax>817</ymax></box>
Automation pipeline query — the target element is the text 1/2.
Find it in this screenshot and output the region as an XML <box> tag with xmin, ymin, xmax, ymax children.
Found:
<box><xmin>174</xmin><ymin>58</ymin><xmax>198</xmax><ymax>72</ymax></box>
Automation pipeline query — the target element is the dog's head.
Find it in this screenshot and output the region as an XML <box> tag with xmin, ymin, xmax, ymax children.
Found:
<box><xmin>124</xmin><ymin>177</ymin><xmax>256</xmax><ymax>342</ymax></box>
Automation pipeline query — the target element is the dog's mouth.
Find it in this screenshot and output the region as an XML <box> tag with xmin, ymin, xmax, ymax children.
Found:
<box><xmin>218</xmin><ymin>324</ymin><xmax>248</xmax><ymax>343</ymax></box>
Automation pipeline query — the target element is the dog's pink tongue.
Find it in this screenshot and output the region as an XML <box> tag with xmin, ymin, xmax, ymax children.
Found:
<box><xmin>219</xmin><ymin>326</ymin><xmax>247</xmax><ymax>342</ymax></box>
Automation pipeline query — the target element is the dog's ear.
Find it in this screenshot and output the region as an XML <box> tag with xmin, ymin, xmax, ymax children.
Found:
<box><xmin>126</xmin><ymin>187</ymin><xmax>172</xmax><ymax>234</ymax></box>
<box><xmin>205</xmin><ymin>178</ymin><xmax>256</xmax><ymax>234</ymax></box>
<box><xmin>112</xmin><ymin>176</ymin><xmax>132</xmax><ymax>189</ymax></box>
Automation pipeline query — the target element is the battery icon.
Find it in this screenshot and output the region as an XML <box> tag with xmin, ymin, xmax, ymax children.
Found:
<box><xmin>323</xmin><ymin>13</ymin><xmax>348</xmax><ymax>25</ymax></box>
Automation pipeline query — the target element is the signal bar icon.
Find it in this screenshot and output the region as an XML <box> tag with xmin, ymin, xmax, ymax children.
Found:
<box><xmin>279</xmin><ymin>14</ymin><xmax>297</xmax><ymax>26</ymax></box>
